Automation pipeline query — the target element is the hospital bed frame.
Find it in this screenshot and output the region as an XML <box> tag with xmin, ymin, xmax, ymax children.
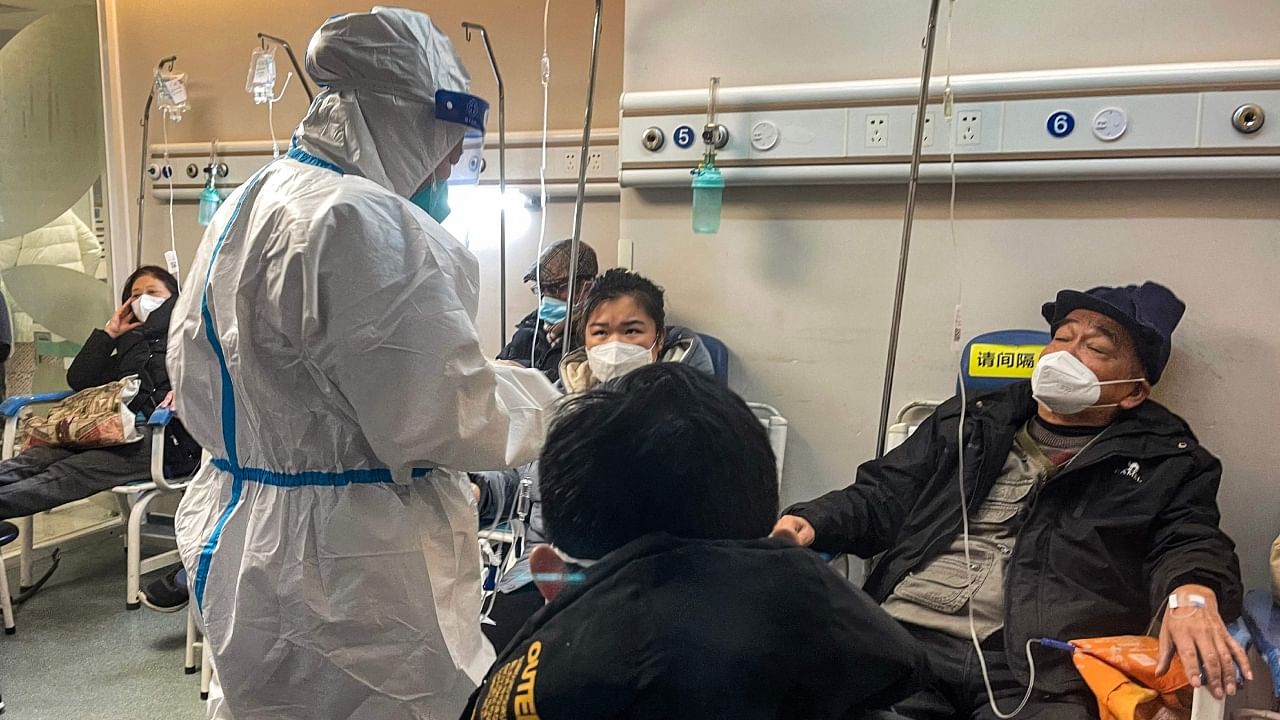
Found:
<box><xmin>0</xmin><ymin>392</ymin><xmax>197</xmax><ymax>611</ymax></box>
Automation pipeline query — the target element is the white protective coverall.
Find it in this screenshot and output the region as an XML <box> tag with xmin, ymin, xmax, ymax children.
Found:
<box><xmin>168</xmin><ymin>9</ymin><xmax>559</xmax><ymax>719</ymax></box>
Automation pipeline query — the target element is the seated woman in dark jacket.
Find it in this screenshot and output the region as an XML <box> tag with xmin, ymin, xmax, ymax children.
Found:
<box><xmin>0</xmin><ymin>266</ymin><xmax>200</xmax><ymax>519</ymax></box>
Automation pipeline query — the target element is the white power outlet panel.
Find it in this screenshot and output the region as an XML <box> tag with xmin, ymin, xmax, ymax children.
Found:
<box><xmin>955</xmin><ymin>110</ymin><xmax>982</xmax><ymax>146</ymax></box>
<box><xmin>865</xmin><ymin>114</ymin><xmax>889</xmax><ymax>148</ymax></box>
<box><xmin>944</xmin><ymin>102</ymin><xmax>1004</xmax><ymax>154</ymax></box>
<box><xmin>911</xmin><ymin>111</ymin><xmax>936</xmax><ymax>147</ymax></box>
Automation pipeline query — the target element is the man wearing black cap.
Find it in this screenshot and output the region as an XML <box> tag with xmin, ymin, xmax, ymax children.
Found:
<box><xmin>775</xmin><ymin>282</ymin><xmax>1248</xmax><ymax>720</ymax></box>
<box><xmin>496</xmin><ymin>239</ymin><xmax>598</xmax><ymax>383</ymax></box>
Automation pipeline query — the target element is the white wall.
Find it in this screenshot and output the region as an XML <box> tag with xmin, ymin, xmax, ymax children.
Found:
<box><xmin>622</xmin><ymin>0</ymin><xmax>1280</xmax><ymax>592</ymax></box>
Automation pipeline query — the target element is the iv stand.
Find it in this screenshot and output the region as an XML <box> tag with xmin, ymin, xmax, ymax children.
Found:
<box><xmin>462</xmin><ymin>21</ymin><xmax>509</xmax><ymax>350</ymax></box>
<box><xmin>874</xmin><ymin>0</ymin><xmax>943</xmax><ymax>458</ymax></box>
<box><xmin>563</xmin><ymin>0</ymin><xmax>604</xmax><ymax>353</ymax></box>
<box><xmin>134</xmin><ymin>56</ymin><xmax>177</xmax><ymax>268</ymax></box>
<box><xmin>256</xmin><ymin>33</ymin><xmax>315</xmax><ymax>102</ymax></box>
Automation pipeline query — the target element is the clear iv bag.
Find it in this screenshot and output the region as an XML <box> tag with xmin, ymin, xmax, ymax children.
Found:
<box><xmin>245</xmin><ymin>48</ymin><xmax>277</xmax><ymax>105</ymax></box>
<box><xmin>155</xmin><ymin>70</ymin><xmax>189</xmax><ymax>122</ymax></box>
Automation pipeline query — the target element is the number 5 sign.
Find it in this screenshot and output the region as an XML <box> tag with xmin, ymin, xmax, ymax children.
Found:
<box><xmin>673</xmin><ymin>124</ymin><xmax>697</xmax><ymax>149</ymax></box>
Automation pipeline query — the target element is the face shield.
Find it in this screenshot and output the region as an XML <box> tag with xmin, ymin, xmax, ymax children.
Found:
<box><xmin>435</xmin><ymin>89</ymin><xmax>488</xmax><ymax>185</ymax></box>
<box><xmin>410</xmin><ymin>89</ymin><xmax>489</xmax><ymax>222</ymax></box>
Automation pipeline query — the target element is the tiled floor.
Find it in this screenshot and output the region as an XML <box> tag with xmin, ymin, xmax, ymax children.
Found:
<box><xmin>0</xmin><ymin>538</ymin><xmax>204</xmax><ymax>719</ymax></box>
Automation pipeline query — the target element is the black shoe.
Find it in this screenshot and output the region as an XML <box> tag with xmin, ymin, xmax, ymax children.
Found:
<box><xmin>139</xmin><ymin>566</ymin><xmax>189</xmax><ymax>613</ymax></box>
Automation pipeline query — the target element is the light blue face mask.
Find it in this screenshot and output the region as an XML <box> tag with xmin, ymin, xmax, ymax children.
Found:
<box><xmin>410</xmin><ymin>180</ymin><xmax>451</xmax><ymax>223</ymax></box>
<box><xmin>538</xmin><ymin>296</ymin><xmax>568</xmax><ymax>324</ymax></box>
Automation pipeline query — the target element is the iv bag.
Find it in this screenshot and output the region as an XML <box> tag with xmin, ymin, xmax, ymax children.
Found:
<box><xmin>155</xmin><ymin>70</ymin><xmax>189</xmax><ymax>121</ymax></box>
<box><xmin>245</xmin><ymin>48</ymin><xmax>277</xmax><ymax>105</ymax></box>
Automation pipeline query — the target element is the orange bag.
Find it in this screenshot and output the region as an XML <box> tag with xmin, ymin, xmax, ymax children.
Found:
<box><xmin>1069</xmin><ymin>635</ymin><xmax>1193</xmax><ymax>720</ymax></box>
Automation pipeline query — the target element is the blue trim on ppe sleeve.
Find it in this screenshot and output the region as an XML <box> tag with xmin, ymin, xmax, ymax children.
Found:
<box><xmin>0</xmin><ymin>391</ymin><xmax>74</xmax><ymax>417</ymax></box>
<box><xmin>147</xmin><ymin>407</ymin><xmax>174</xmax><ymax>427</ymax></box>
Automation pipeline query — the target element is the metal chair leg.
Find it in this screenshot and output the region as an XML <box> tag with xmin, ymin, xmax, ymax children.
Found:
<box><xmin>0</xmin><ymin>551</ymin><xmax>14</xmax><ymax>635</ymax></box>
<box><xmin>125</xmin><ymin>489</ymin><xmax>160</xmax><ymax>610</ymax></box>
<box><xmin>200</xmin><ymin>635</ymin><xmax>212</xmax><ymax>699</ymax></box>
<box><xmin>184</xmin><ymin>602</ymin><xmax>198</xmax><ymax>673</ymax></box>
<box><xmin>16</xmin><ymin>517</ymin><xmax>32</xmax><ymax>590</ymax></box>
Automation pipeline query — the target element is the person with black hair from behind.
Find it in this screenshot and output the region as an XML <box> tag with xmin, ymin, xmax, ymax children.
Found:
<box><xmin>463</xmin><ymin>363</ymin><xmax>927</xmax><ymax>720</ymax></box>
<box><xmin>472</xmin><ymin>268</ymin><xmax>713</xmax><ymax>651</ymax></box>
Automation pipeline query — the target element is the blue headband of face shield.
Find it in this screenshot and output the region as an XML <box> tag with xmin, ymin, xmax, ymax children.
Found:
<box><xmin>410</xmin><ymin>90</ymin><xmax>490</xmax><ymax>222</ymax></box>
<box><xmin>434</xmin><ymin>89</ymin><xmax>488</xmax><ymax>133</ymax></box>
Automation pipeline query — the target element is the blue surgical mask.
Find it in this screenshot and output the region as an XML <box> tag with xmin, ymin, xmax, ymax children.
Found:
<box><xmin>538</xmin><ymin>296</ymin><xmax>567</xmax><ymax>324</ymax></box>
<box><xmin>409</xmin><ymin>180</ymin><xmax>451</xmax><ymax>223</ymax></box>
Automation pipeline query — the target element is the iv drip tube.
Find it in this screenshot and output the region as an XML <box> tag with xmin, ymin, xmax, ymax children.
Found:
<box><xmin>562</xmin><ymin>0</ymin><xmax>604</xmax><ymax>352</ymax></box>
<box><xmin>874</xmin><ymin>0</ymin><xmax>943</xmax><ymax>459</ymax></box>
<box><xmin>462</xmin><ymin>22</ymin><xmax>509</xmax><ymax>351</ymax></box>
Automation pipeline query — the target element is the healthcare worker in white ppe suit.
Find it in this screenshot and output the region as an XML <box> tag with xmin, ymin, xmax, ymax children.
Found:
<box><xmin>167</xmin><ymin>8</ymin><xmax>560</xmax><ymax>719</ymax></box>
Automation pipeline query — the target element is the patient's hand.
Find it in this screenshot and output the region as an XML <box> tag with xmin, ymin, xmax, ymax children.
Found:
<box><xmin>1156</xmin><ymin>584</ymin><xmax>1252</xmax><ymax>699</ymax></box>
<box><xmin>771</xmin><ymin>515</ymin><xmax>815</xmax><ymax>546</ymax></box>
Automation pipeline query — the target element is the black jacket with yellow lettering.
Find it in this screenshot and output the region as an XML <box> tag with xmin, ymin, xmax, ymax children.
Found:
<box><xmin>785</xmin><ymin>381</ymin><xmax>1242</xmax><ymax>695</ymax></box>
<box><xmin>462</xmin><ymin>533</ymin><xmax>927</xmax><ymax>720</ymax></box>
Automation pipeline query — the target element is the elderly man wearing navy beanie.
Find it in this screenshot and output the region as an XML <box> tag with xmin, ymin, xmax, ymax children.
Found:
<box><xmin>776</xmin><ymin>281</ymin><xmax>1247</xmax><ymax>720</ymax></box>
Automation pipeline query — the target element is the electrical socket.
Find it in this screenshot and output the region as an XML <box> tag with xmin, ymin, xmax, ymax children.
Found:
<box><xmin>956</xmin><ymin>110</ymin><xmax>982</xmax><ymax>146</ymax></box>
<box><xmin>912</xmin><ymin>111</ymin><xmax>936</xmax><ymax>147</ymax></box>
<box><xmin>864</xmin><ymin>114</ymin><xmax>889</xmax><ymax>148</ymax></box>
<box><xmin>563</xmin><ymin>151</ymin><xmax>579</xmax><ymax>173</ymax></box>
<box><xmin>586</xmin><ymin>151</ymin><xmax>603</xmax><ymax>172</ymax></box>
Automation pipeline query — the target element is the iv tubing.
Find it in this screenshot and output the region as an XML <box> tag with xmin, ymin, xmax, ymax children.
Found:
<box><xmin>532</xmin><ymin>0</ymin><xmax>552</xmax><ymax>368</ymax></box>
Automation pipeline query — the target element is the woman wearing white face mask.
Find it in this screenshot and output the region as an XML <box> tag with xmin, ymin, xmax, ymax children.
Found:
<box><xmin>473</xmin><ymin>268</ymin><xmax>715</xmax><ymax>650</ymax></box>
<box><xmin>0</xmin><ymin>266</ymin><xmax>201</xmax><ymax>521</ymax></box>
<box><xmin>558</xmin><ymin>268</ymin><xmax>714</xmax><ymax>392</ymax></box>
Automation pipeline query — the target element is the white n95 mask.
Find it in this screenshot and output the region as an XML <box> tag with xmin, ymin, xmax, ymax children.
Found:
<box><xmin>586</xmin><ymin>340</ymin><xmax>655</xmax><ymax>383</ymax></box>
<box><xmin>1031</xmin><ymin>350</ymin><xmax>1143</xmax><ymax>415</ymax></box>
<box><xmin>131</xmin><ymin>294</ymin><xmax>166</xmax><ymax>324</ymax></box>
